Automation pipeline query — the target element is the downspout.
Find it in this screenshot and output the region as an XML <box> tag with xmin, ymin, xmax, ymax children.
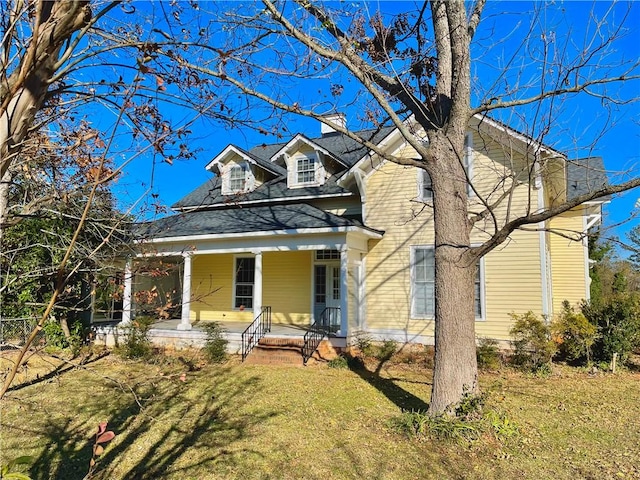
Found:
<box><xmin>535</xmin><ymin>155</ymin><xmax>551</xmax><ymax>320</ymax></box>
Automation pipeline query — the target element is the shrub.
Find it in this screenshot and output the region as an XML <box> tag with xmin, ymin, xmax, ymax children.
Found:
<box><xmin>327</xmin><ymin>354</ymin><xmax>349</xmax><ymax>369</ymax></box>
<box><xmin>43</xmin><ymin>319</ymin><xmax>85</xmax><ymax>353</ymax></box>
<box><xmin>582</xmin><ymin>294</ymin><xmax>640</xmax><ymax>364</ymax></box>
<box><xmin>552</xmin><ymin>301</ymin><xmax>597</xmax><ymax>364</ymax></box>
<box><xmin>201</xmin><ymin>322</ymin><xmax>228</xmax><ymax>363</ymax></box>
<box><xmin>374</xmin><ymin>339</ymin><xmax>397</xmax><ymax>362</ymax></box>
<box><xmin>118</xmin><ymin>316</ymin><xmax>154</xmax><ymax>359</ymax></box>
<box><xmin>352</xmin><ymin>331</ymin><xmax>373</xmax><ymax>358</ymax></box>
<box><xmin>509</xmin><ymin>311</ymin><xmax>557</xmax><ymax>372</ymax></box>
<box><xmin>476</xmin><ymin>338</ymin><xmax>502</xmax><ymax>370</ymax></box>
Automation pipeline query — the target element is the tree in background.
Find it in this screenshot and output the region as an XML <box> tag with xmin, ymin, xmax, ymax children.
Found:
<box><xmin>0</xmin><ymin>0</ymin><xmax>245</xmax><ymax>398</ymax></box>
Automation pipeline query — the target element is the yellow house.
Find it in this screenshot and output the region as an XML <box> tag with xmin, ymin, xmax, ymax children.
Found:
<box><xmin>121</xmin><ymin>114</ymin><xmax>608</xmax><ymax>358</ymax></box>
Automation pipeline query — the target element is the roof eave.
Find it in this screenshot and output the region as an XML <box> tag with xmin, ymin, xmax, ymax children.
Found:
<box><xmin>135</xmin><ymin>225</ymin><xmax>383</xmax><ymax>245</ymax></box>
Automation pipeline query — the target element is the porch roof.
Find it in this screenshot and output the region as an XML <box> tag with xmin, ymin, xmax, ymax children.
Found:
<box><xmin>137</xmin><ymin>203</ymin><xmax>383</xmax><ymax>241</ymax></box>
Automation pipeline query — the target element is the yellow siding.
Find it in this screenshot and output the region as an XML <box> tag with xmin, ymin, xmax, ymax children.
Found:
<box><xmin>190</xmin><ymin>254</ymin><xmax>252</xmax><ymax>322</ymax></box>
<box><xmin>478</xmin><ymin>231</ymin><xmax>543</xmax><ymax>339</ymax></box>
<box><xmin>363</xmin><ymin>132</ymin><xmax>544</xmax><ymax>341</ymax></box>
<box><xmin>262</xmin><ymin>251</ymin><xmax>312</xmax><ymax>325</ymax></box>
<box><xmin>189</xmin><ymin>251</ymin><xmax>312</xmax><ymax>325</ymax></box>
<box><xmin>549</xmin><ymin>210</ymin><xmax>587</xmax><ymax>313</ymax></box>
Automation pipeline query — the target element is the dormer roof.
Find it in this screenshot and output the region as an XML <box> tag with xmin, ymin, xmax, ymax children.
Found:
<box><xmin>205</xmin><ymin>144</ymin><xmax>286</xmax><ymax>176</ymax></box>
<box><xmin>269</xmin><ymin>134</ymin><xmax>348</xmax><ymax>168</ymax></box>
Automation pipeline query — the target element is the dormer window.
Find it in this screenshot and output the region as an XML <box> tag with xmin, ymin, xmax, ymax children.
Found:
<box><xmin>222</xmin><ymin>162</ymin><xmax>253</xmax><ymax>195</ymax></box>
<box><xmin>296</xmin><ymin>155</ymin><xmax>316</xmax><ymax>184</ymax></box>
<box><xmin>288</xmin><ymin>152</ymin><xmax>325</xmax><ymax>188</ymax></box>
<box><xmin>229</xmin><ymin>164</ymin><xmax>247</xmax><ymax>191</ymax></box>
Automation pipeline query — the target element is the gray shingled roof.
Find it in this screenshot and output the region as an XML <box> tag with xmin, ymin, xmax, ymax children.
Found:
<box><xmin>172</xmin><ymin>175</ymin><xmax>352</xmax><ymax>209</ymax></box>
<box><xmin>231</xmin><ymin>145</ymin><xmax>287</xmax><ymax>176</ymax></box>
<box><xmin>248</xmin><ymin>126</ymin><xmax>395</xmax><ymax>166</ymax></box>
<box><xmin>138</xmin><ymin>203</ymin><xmax>381</xmax><ymax>240</ymax></box>
<box><xmin>566</xmin><ymin>157</ymin><xmax>610</xmax><ymax>201</ymax></box>
<box><xmin>171</xmin><ymin>126</ymin><xmax>395</xmax><ymax>209</ymax></box>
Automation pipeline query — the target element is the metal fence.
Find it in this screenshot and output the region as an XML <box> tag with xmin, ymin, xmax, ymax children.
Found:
<box><xmin>0</xmin><ymin>317</ymin><xmax>43</xmax><ymax>347</ymax></box>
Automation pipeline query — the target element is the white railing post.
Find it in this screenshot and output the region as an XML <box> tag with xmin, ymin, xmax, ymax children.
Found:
<box><xmin>340</xmin><ymin>246</ymin><xmax>348</xmax><ymax>336</ymax></box>
<box><xmin>121</xmin><ymin>258</ymin><xmax>133</xmax><ymax>325</ymax></box>
<box><xmin>253</xmin><ymin>251</ymin><xmax>263</xmax><ymax>319</ymax></box>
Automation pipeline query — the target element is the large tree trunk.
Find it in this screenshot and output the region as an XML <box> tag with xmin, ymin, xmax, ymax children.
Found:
<box><xmin>425</xmin><ymin>0</ymin><xmax>478</xmax><ymax>415</ymax></box>
<box><xmin>0</xmin><ymin>170</ymin><xmax>11</xmax><ymax>242</ymax></box>
<box><xmin>427</xmin><ymin>132</ymin><xmax>478</xmax><ymax>416</ymax></box>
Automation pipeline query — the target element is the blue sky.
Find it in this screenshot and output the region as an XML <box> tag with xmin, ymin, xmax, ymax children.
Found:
<box><xmin>112</xmin><ymin>1</ymin><xmax>640</xmax><ymax>253</ymax></box>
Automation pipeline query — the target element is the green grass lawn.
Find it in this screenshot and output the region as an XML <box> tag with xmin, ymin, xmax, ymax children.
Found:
<box><xmin>1</xmin><ymin>350</ymin><xmax>638</xmax><ymax>480</ymax></box>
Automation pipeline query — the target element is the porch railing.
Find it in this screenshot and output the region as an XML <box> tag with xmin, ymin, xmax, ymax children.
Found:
<box><xmin>241</xmin><ymin>306</ymin><xmax>272</xmax><ymax>361</ymax></box>
<box><xmin>302</xmin><ymin>307</ymin><xmax>340</xmax><ymax>365</ymax></box>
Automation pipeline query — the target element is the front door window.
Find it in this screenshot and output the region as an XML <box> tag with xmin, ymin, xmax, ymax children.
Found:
<box><xmin>314</xmin><ymin>262</ymin><xmax>340</xmax><ymax>331</ymax></box>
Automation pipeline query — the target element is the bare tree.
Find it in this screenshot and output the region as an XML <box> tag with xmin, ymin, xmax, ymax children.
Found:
<box><xmin>165</xmin><ymin>0</ymin><xmax>640</xmax><ymax>414</ymax></box>
<box><xmin>0</xmin><ymin>0</ymin><xmax>249</xmax><ymax>398</ymax></box>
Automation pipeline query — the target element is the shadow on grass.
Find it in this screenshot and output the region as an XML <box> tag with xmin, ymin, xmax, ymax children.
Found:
<box><xmin>347</xmin><ymin>355</ymin><xmax>430</xmax><ymax>411</ymax></box>
<box><xmin>5</xmin><ymin>349</ymin><xmax>111</xmax><ymax>394</ymax></box>
<box><xmin>27</xmin><ymin>362</ymin><xmax>275</xmax><ymax>480</ymax></box>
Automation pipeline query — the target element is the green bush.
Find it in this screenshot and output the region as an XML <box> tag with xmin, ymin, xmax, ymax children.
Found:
<box><xmin>42</xmin><ymin>319</ymin><xmax>68</xmax><ymax>349</ymax></box>
<box><xmin>509</xmin><ymin>311</ymin><xmax>557</xmax><ymax>372</ymax></box>
<box><xmin>352</xmin><ymin>331</ymin><xmax>373</xmax><ymax>358</ymax></box>
<box><xmin>118</xmin><ymin>316</ymin><xmax>154</xmax><ymax>359</ymax></box>
<box><xmin>201</xmin><ymin>322</ymin><xmax>228</xmax><ymax>363</ymax></box>
<box><xmin>327</xmin><ymin>354</ymin><xmax>349</xmax><ymax>369</ymax></box>
<box><xmin>552</xmin><ymin>301</ymin><xmax>597</xmax><ymax>364</ymax></box>
<box><xmin>374</xmin><ymin>339</ymin><xmax>397</xmax><ymax>362</ymax></box>
<box><xmin>390</xmin><ymin>410</ymin><xmax>481</xmax><ymax>442</ymax></box>
<box><xmin>43</xmin><ymin>319</ymin><xmax>85</xmax><ymax>353</ymax></box>
<box><xmin>476</xmin><ymin>338</ymin><xmax>502</xmax><ymax>370</ymax></box>
<box><xmin>582</xmin><ymin>294</ymin><xmax>640</xmax><ymax>364</ymax></box>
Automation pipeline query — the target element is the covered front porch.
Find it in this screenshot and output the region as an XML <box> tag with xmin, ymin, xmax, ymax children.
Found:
<box><xmin>119</xmin><ymin>211</ymin><xmax>382</xmax><ymax>355</ymax></box>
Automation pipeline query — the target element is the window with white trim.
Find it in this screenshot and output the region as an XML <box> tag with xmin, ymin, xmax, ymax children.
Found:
<box><xmin>411</xmin><ymin>246</ymin><xmax>484</xmax><ymax>318</ymax></box>
<box><xmin>296</xmin><ymin>155</ymin><xmax>316</xmax><ymax>184</ymax></box>
<box><xmin>418</xmin><ymin>169</ymin><xmax>433</xmax><ymax>201</ymax></box>
<box><xmin>234</xmin><ymin>257</ymin><xmax>255</xmax><ymax>309</ymax></box>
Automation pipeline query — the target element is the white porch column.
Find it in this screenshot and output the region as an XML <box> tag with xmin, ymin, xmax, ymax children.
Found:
<box><xmin>121</xmin><ymin>259</ymin><xmax>133</xmax><ymax>325</ymax></box>
<box><xmin>178</xmin><ymin>253</ymin><xmax>193</xmax><ymax>331</ymax></box>
<box><xmin>339</xmin><ymin>246</ymin><xmax>348</xmax><ymax>336</ymax></box>
<box><xmin>253</xmin><ymin>250</ymin><xmax>263</xmax><ymax>319</ymax></box>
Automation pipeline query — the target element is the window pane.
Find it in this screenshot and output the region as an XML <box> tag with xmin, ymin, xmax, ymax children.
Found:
<box><xmin>332</xmin><ymin>266</ymin><xmax>340</xmax><ymax>301</ymax></box>
<box><xmin>316</xmin><ymin>249</ymin><xmax>340</xmax><ymax>260</ymax></box>
<box><xmin>236</xmin><ymin>258</ymin><xmax>255</xmax><ymax>283</ymax></box>
<box><xmin>475</xmin><ymin>262</ymin><xmax>482</xmax><ymax>317</ymax></box>
<box><xmin>314</xmin><ymin>265</ymin><xmax>326</xmax><ymax>304</ymax></box>
<box><xmin>422</xmin><ymin>171</ymin><xmax>433</xmax><ymax>200</ymax></box>
<box><xmin>297</xmin><ymin>156</ymin><xmax>315</xmax><ymax>183</ymax></box>
<box><xmin>235</xmin><ymin>257</ymin><xmax>255</xmax><ymax>309</ymax></box>
<box><xmin>413</xmin><ymin>248</ymin><xmax>435</xmax><ymax>316</ymax></box>
<box><xmin>229</xmin><ymin>164</ymin><xmax>247</xmax><ymax>191</ymax></box>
